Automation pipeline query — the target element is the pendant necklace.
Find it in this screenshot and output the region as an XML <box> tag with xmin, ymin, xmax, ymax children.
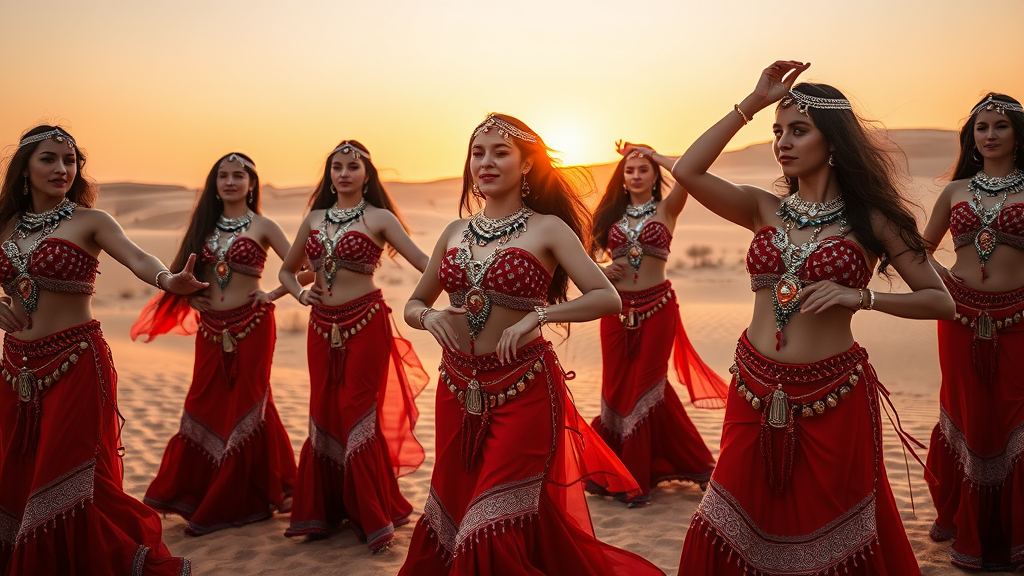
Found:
<box><xmin>1</xmin><ymin>199</ymin><xmax>78</xmax><ymax>316</ymax></box>
<box><xmin>318</xmin><ymin>199</ymin><xmax>366</xmax><ymax>293</ymax></box>
<box><xmin>208</xmin><ymin>210</ymin><xmax>254</xmax><ymax>292</ymax></box>
<box><xmin>618</xmin><ymin>199</ymin><xmax>657</xmax><ymax>282</ymax></box>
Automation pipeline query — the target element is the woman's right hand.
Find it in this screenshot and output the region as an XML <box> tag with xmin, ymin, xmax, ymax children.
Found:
<box><xmin>299</xmin><ymin>284</ymin><xmax>325</xmax><ymax>306</ymax></box>
<box><xmin>422</xmin><ymin>306</ymin><xmax>466</xmax><ymax>350</ymax></box>
<box><xmin>188</xmin><ymin>293</ymin><xmax>212</xmax><ymax>312</ymax></box>
<box><xmin>0</xmin><ymin>296</ymin><xmax>25</xmax><ymax>333</ymax></box>
<box><xmin>602</xmin><ymin>262</ymin><xmax>626</xmax><ymax>281</ymax></box>
<box><xmin>748</xmin><ymin>60</ymin><xmax>810</xmax><ymax>113</ymax></box>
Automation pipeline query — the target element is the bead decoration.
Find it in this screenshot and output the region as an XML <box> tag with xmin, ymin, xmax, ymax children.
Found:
<box><xmin>3</xmin><ymin>340</ymin><xmax>88</xmax><ymax>403</ymax></box>
<box><xmin>441</xmin><ymin>358</ymin><xmax>544</xmax><ymax>414</ymax></box>
<box><xmin>731</xmin><ymin>360</ymin><xmax>864</xmax><ymax>422</ymax></box>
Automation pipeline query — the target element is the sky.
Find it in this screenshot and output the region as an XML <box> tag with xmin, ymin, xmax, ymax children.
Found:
<box><xmin>1</xmin><ymin>0</ymin><xmax>1022</xmax><ymax>188</ymax></box>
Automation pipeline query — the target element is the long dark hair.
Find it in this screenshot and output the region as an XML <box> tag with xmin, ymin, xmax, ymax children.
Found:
<box><xmin>0</xmin><ymin>125</ymin><xmax>98</xmax><ymax>227</ymax></box>
<box><xmin>459</xmin><ymin>113</ymin><xmax>594</xmax><ymax>305</ymax></box>
<box><xmin>949</xmin><ymin>93</ymin><xmax>1024</xmax><ymax>182</ymax></box>
<box><xmin>776</xmin><ymin>83</ymin><xmax>927</xmax><ymax>278</ymax></box>
<box><xmin>591</xmin><ymin>147</ymin><xmax>665</xmax><ymax>256</ymax></box>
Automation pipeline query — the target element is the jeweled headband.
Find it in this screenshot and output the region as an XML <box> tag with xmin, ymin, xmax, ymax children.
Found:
<box><xmin>331</xmin><ymin>142</ymin><xmax>371</xmax><ymax>161</ymax></box>
<box><xmin>971</xmin><ymin>95</ymin><xmax>1024</xmax><ymax>117</ymax></box>
<box><xmin>472</xmin><ymin>115</ymin><xmax>539</xmax><ymax>144</ymax></box>
<box><xmin>780</xmin><ymin>89</ymin><xmax>853</xmax><ymax>115</ymax></box>
<box><xmin>221</xmin><ymin>153</ymin><xmax>257</xmax><ymax>173</ymax></box>
<box><xmin>18</xmin><ymin>128</ymin><xmax>76</xmax><ymax>149</ymax></box>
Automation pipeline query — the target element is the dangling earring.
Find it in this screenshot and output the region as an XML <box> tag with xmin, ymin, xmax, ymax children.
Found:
<box><xmin>362</xmin><ymin>182</ymin><xmax>369</xmax><ymax>196</ymax></box>
<box><xmin>472</xmin><ymin>183</ymin><xmax>484</xmax><ymax>199</ymax></box>
<box><xmin>622</xmin><ymin>183</ymin><xmax>628</xmax><ymax>194</ymax></box>
<box><xmin>521</xmin><ymin>174</ymin><xmax>531</xmax><ymax>198</ymax></box>
<box><xmin>248</xmin><ymin>190</ymin><xmax>253</xmax><ymax>203</ymax></box>
<box><xmin>828</xmin><ymin>153</ymin><xmax>835</xmax><ymax>167</ymax></box>
<box><xmin>216</xmin><ymin>195</ymin><xmax>222</xmax><ymax>201</ymax></box>
<box><xmin>972</xmin><ymin>148</ymin><xmax>983</xmax><ymax>164</ymax></box>
<box><xmin>23</xmin><ymin>179</ymin><xmax>29</xmax><ymax>196</ymax></box>
<box><xmin>331</xmin><ymin>184</ymin><xmax>338</xmax><ymax>195</ymax></box>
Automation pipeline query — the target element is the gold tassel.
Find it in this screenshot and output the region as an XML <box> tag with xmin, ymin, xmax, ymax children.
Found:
<box><xmin>222</xmin><ymin>329</ymin><xmax>237</xmax><ymax>353</ymax></box>
<box><xmin>465</xmin><ymin>379</ymin><xmax>483</xmax><ymax>415</ymax></box>
<box><xmin>767</xmin><ymin>387</ymin><xmax>790</xmax><ymax>428</ymax></box>
<box><xmin>331</xmin><ymin>323</ymin><xmax>344</xmax><ymax>348</ymax></box>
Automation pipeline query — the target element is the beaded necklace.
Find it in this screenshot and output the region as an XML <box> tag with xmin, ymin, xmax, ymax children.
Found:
<box><xmin>208</xmin><ymin>210</ymin><xmax>254</xmax><ymax>291</ymax></box>
<box><xmin>776</xmin><ymin>193</ymin><xmax>846</xmax><ymax>229</ymax></box>
<box><xmin>317</xmin><ymin>199</ymin><xmax>367</xmax><ymax>292</ymax></box>
<box><xmin>617</xmin><ymin>201</ymin><xmax>658</xmax><ymax>282</ymax></box>
<box><xmin>968</xmin><ymin>170</ymin><xmax>1024</xmax><ymax>280</ymax></box>
<box><xmin>1</xmin><ymin>199</ymin><xmax>77</xmax><ymax>316</ymax></box>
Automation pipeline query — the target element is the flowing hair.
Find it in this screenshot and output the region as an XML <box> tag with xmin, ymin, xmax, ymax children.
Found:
<box><xmin>459</xmin><ymin>113</ymin><xmax>595</xmax><ymax>305</ymax></box>
<box><xmin>307</xmin><ymin>140</ymin><xmax>408</xmax><ymax>256</ymax></box>
<box><xmin>0</xmin><ymin>125</ymin><xmax>98</xmax><ymax>227</ymax></box>
<box><xmin>591</xmin><ymin>147</ymin><xmax>665</xmax><ymax>257</ymax></box>
<box><xmin>776</xmin><ymin>83</ymin><xmax>927</xmax><ymax>278</ymax></box>
<box><xmin>948</xmin><ymin>93</ymin><xmax>1024</xmax><ymax>182</ymax></box>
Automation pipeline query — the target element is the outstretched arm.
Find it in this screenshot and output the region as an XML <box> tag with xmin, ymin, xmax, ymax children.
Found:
<box><xmin>379</xmin><ymin>211</ymin><xmax>430</xmax><ymax>272</ymax></box>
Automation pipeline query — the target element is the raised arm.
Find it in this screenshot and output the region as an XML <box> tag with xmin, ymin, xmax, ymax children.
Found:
<box><xmin>378</xmin><ymin>211</ymin><xmax>429</xmax><ymax>272</ymax></box>
<box><xmin>670</xmin><ymin>60</ymin><xmax>810</xmax><ymax>231</ymax></box>
<box><xmin>617</xmin><ymin>143</ymin><xmax>689</xmax><ymax>218</ymax></box>
<box><xmin>278</xmin><ymin>213</ymin><xmax>320</xmax><ymax>305</ymax></box>
<box><xmin>923</xmin><ymin>182</ymin><xmax>956</xmax><ymax>255</ymax></box>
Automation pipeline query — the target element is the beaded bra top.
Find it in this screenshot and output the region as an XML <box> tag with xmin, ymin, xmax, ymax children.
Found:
<box><xmin>747</xmin><ymin>227</ymin><xmax>871</xmax><ymax>291</ymax></box>
<box><xmin>608</xmin><ymin>221</ymin><xmax>672</xmax><ymax>261</ymax></box>
<box><xmin>950</xmin><ymin>202</ymin><xmax>1024</xmax><ymax>278</ymax></box>
<box><xmin>0</xmin><ymin>238</ymin><xmax>98</xmax><ymax>298</ymax></box>
<box><xmin>305</xmin><ymin>231</ymin><xmax>383</xmax><ymax>276</ymax></box>
<box><xmin>439</xmin><ymin>246</ymin><xmax>551</xmax><ymax>315</ymax></box>
<box><xmin>200</xmin><ymin>237</ymin><xmax>267</xmax><ymax>279</ymax></box>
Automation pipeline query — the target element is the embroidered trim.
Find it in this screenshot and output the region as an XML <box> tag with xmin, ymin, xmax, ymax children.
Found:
<box><xmin>132</xmin><ymin>545</ymin><xmax>150</xmax><ymax>576</ymax></box>
<box><xmin>938</xmin><ymin>405</ymin><xmax>1024</xmax><ymax>486</ymax></box>
<box><xmin>346</xmin><ymin>404</ymin><xmax>377</xmax><ymax>462</ymax></box>
<box><xmin>695</xmin><ymin>480</ymin><xmax>877</xmax><ymax>574</ymax></box>
<box><xmin>308</xmin><ymin>416</ymin><xmax>345</xmax><ymax>466</ymax></box>
<box><xmin>178</xmin><ymin>389</ymin><xmax>268</xmax><ymax>463</ymax></box>
<box><xmin>600</xmin><ymin>377</ymin><xmax>666</xmax><ymax>440</ymax></box>
<box><xmin>18</xmin><ymin>458</ymin><xmax>96</xmax><ymax>540</ymax></box>
<box><xmin>0</xmin><ymin>506</ymin><xmax>19</xmax><ymax>546</ymax></box>
<box><xmin>424</xmin><ymin>474</ymin><xmax>544</xmax><ymax>555</ymax></box>
<box><xmin>366</xmin><ymin>522</ymin><xmax>395</xmax><ymax>549</ymax></box>
<box><xmin>929</xmin><ymin>521</ymin><xmax>956</xmax><ymax>542</ymax></box>
<box><xmin>180</xmin><ymin>558</ymin><xmax>193</xmax><ymax>576</ymax></box>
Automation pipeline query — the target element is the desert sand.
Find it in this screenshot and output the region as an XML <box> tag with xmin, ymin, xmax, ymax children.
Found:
<box><xmin>91</xmin><ymin>129</ymin><xmax>971</xmax><ymax>574</ymax></box>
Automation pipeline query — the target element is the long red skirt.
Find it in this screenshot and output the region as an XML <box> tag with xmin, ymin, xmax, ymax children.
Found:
<box><xmin>0</xmin><ymin>321</ymin><xmax>190</xmax><ymax>575</ymax></box>
<box><xmin>144</xmin><ymin>303</ymin><xmax>297</xmax><ymax>535</ymax></box>
<box><xmin>678</xmin><ymin>333</ymin><xmax>920</xmax><ymax>575</ymax></box>
<box><xmin>286</xmin><ymin>290</ymin><xmax>427</xmax><ymax>552</ymax></box>
<box><xmin>591</xmin><ymin>281</ymin><xmax>727</xmax><ymax>502</ymax></box>
<box><xmin>926</xmin><ymin>276</ymin><xmax>1024</xmax><ymax>570</ymax></box>
<box><xmin>399</xmin><ymin>338</ymin><xmax>664</xmax><ymax>576</ymax></box>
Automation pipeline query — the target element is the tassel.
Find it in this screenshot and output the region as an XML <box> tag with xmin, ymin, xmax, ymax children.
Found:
<box><xmin>460</xmin><ymin>406</ymin><xmax>491</xmax><ymax>472</ymax></box>
<box><xmin>328</xmin><ymin>345</ymin><xmax>347</xmax><ymax>386</ymax></box>
<box><xmin>18</xmin><ymin>393</ymin><xmax>43</xmax><ymax>458</ymax></box>
<box><xmin>775</xmin><ymin>330</ymin><xmax>784</xmax><ymax>351</ymax></box>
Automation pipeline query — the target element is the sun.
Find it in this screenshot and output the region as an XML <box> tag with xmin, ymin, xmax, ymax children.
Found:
<box><xmin>530</xmin><ymin>120</ymin><xmax>606</xmax><ymax>168</ymax></box>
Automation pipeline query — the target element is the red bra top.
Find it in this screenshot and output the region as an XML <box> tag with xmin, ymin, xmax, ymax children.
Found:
<box><xmin>949</xmin><ymin>202</ymin><xmax>1024</xmax><ymax>251</ymax></box>
<box><xmin>746</xmin><ymin>227</ymin><xmax>871</xmax><ymax>291</ymax></box>
<box><xmin>305</xmin><ymin>230</ymin><xmax>382</xmax><ymax>275</ymax></box>
<box><xmin>200</xmin><ymin>237</ymin><xmax>267</xmax><ymax>277</ymax></box>
<box><xmin>438</xmin><ymin>247</ymin><xmax>551</xmax><ymax>310</ymax></box>
<box><xmin>0</xmin><ymin>237</ymin><xmax>98</xmax><ymax>295</ymax></box>
<box><xmin>608</xmin><ymin>221</ymin><xmax>672</xmax><ymax>261</ymax></box>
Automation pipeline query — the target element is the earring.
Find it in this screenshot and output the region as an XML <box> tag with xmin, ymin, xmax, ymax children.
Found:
<box><xmin>828</xmin><ymin>154</ymin><xmax>835</xmax><ymax>167</ymax></box>
<box><xmin>521</xmin><ymin>174</ymin><xmax>531</xmax><ymax>198</ymax></box>
<box><xmin>23</xmin><ymin>179</ymin><xmax>29</xmax><ymax>196</ymax></box>
<box><xmin>216</xmin><ymin>195</ymin><xmax>222</xmax><ymax>201</ymax></box>
<box><xmin>248</xmin><ymin>190</ymin><xmax>253</xmax><ymax>202</ymax></box>
<box><xmin>362</xmin><ymin>182</ymin><xmax>369</xmax><ymax>196</ymax></box>
<box><xmin>972</xmin><ymin>148</ymin><xmax>983</xmax><ymax>164</ymax></box>
<box><xmin>622</xmin><ymin>183</ymin><xmax>629</xmax><ymax>194</ymax></box>
<box><xmin>331</xmin><ymin>184</ymin><xmax>338</xmax><ymax>195</ymax></box>
<box><xmin>472</xmin><ymin>183</ymin><xmax>484</xmax><ymax>199</ymax></box>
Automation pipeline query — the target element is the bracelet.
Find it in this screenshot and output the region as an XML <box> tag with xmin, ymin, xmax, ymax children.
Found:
<box><xmin>734</xmin><ymin>104</ymin><xmax>751</xmax><ymax>125</ymax></box>
<box><xmin>154</xmin><ymin>269</ymin><xmax>172</xmax><ymax>290</ymax></box>
<box><xmin>418</xmin><ymin>307</ymin><xmax>435</xmax><ymax>330</ymax></box>
<box><xmin>865</xmin><ymin>289</ymin><xmax>875</xmax><ymax>311</ymax></box>
<box><xmin>534</xmin><ymin>306</ymin><xmax>548</xmax><ymax>328</ymax></box>
<box><xmin>297</xmin><ymin>289</ymin><xmax>309</xmax><ymax>306</ymax></box>
<box><xmin>854</xmin><ymin>288</ymin><xmax>865</xmax><ymax>312</ymax></box>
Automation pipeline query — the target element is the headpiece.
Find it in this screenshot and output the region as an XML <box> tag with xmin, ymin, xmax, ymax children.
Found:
<box><xmin>780</xmin><ymin>89</ymin><xmax>853</xmax><ymax>115</ymax></box>
<box><xmin>472</xmin><ymin>115</ymin><xmax>538</xmax><ymax>144</ymax></box>
<box><xmin>18</xmin><ymin>128</ymin><xmax>76</xmax><ymax>149</ymax></box>
<box><xmin>221</xmin><ymin>153</ymin><xmax>257</xmax><ymax>173</ymax></box>
<box><xmin>331</xmin><ymin>142</ymin><xmax>371</xmax><ymax>161</ymax></box>
<box><xmin>971</xmin><ymin>95</ymin><xmax>1024</xmax><ymax>117</ymax></box>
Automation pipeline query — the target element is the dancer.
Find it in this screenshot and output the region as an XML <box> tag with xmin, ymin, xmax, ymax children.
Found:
<box><xmin>589</xmin><ymin>142</ymin><xmax>728</xmax><ymax>506</ymax></box>
<box><xmin>923</xmin><ymin>93</ymin><xmax>1024</xmax><ymax>570</ymax></box>
<box><xmin>650</xmin><ymin>61</ymin><xmax>954</xmax><ymax>574</ymax></box>
<box><xmin>0</xmin><ymin>125</ymin><xmax>198</xmax><ymax>574</ymax></box>
<box><xmin>399</xmin><ymin>114</ymin><xmax>663</xmax><ymax>575</ymax></box>
<box><xmin>131</xmin><ymin>153</ymin><xmax>298</xmax><ymax>535</ymax></box>
<box><xmin>279</xmin><ymin>140</ymin><xmax>429</xmax><ymax>552</ymax></box>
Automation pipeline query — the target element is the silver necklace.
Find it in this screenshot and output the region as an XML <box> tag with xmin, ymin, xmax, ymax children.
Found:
<box><xmin>318</xmin><ymin>199</ymin><xmax>367</xmax><ymax>291</ymax></box>
<box><xmin>969</xmin><ymin>169</ymin><xmax>1024</xmax><ymax>197</ymax></box>
<box><xmin>208</xmin><ymin>210</ymin><xmax>254</xmax><ymax>291</ymax></box>
<box><xmin>625</xmin><ymin>198</ymin><xmax>657</xmax><ymax>219</ymax></box>
<box><xmin>463</xmin><ymin>205</ymin><xmax>532</xmax><ymax>247</ymax></box>
<box><xmin>3</xmin><ymin>199</ymin><xmax>78</xmax><ymax>316</ymax></box>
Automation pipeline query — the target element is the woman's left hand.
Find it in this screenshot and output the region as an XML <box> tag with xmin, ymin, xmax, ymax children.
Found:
<box><xmin>249</xmin><ymin>290</ymin><xmax>273</xmax><ymax>308</ymax></box>
<box><xmin>800</xmin><ymin>280</ymin><xmax>862</xmax><ymax>313</ymax></box>
<box><xmin>163</xmin><ymin>254</ymin><xmax>210</xmax><ymax>296</ymax></box>
<box><xmin>615</xmin><ymin>140</ymin><xmax>654</xmax><ymax>158</ymax></box>
<box><xmin>496</xmin><ymin>313</ymin><xmax>539</xmax><ymax>365</ymax></box>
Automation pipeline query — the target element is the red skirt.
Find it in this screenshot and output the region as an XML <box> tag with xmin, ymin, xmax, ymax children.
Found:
<box><xmin>591</xmin><ymin>281</ymin><xmax>726</xmax><ymax>501</ymax></box>
<box><xmin>143</xmin><ymin>303</ymin><xmax>297</xmax><ymax>535</ymax></box>
<box><xmin>926</xmin><ymin>276</ymin><xmax>1024</xmax><ymax>570</ymax></box>
<box><xmin>0</xmin><ymin>321</ymin><xmax>190</xmax><ymax>575</ymax></box>
<box><xmin>286</xmin><ymin>290</ymin><xmax>427</xmax><ymax>552</ymax></box>
<box><xmin>678</xmin><ymin>333</ymin><xmax>919</xmax><ymax>576</ymax></box>
<box><xmin>399</xmin><ymin>338</ymin><xmax>664</xmax><ymax>576</ymax></box>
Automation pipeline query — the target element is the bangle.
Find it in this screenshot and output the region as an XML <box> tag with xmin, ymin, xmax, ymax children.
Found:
<box><xmin>154</xmin><ymin>269</ymin><xmax>172</xmax><ymax>290</ymax></box>
<box><xmin>865</xmin><ymin>289</ymin><xmax>875</xmax><ymax>311</ymax></box>
<box><xmin>297</xmin><ymin>289</ymin><xmax>309</xmax><ymax>306</ymax></box>
<box><xmin>418</xmin><ymin>307</ymin><xmax>435</xmax><ymax>330</ymax></box>
<box><xmin>734</xmin><ymin>104</ymin><xmax>751</xmax><ymax>125</ymax></box>
<box><xmin>534</xmin><ymin>306</ymin><xmax>548</xmax><ymax>328</ymax></box>
<box><xmin>854</xmin><ymin>288</ymin><xmax>865</xmax><ymax>312</ymax></box>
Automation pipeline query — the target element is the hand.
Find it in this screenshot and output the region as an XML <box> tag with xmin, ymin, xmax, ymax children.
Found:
<box><xmin>187</xmin><ymin>293</ymin><xmax>212</xmax><ymax>312</ymax></box>
<box><xmin>616</xmin><ymin>140</ymin><xmax>654</xmax><ymax>158</ymax></box>
<box><xmin>164</xmin><ymin>254</ymin><xmax>210</xmax><ymax>295</ymax></box>
<box><xmin>0</xmin><ymin>296</ymin><xmax>25</xmax><ymax>333</ymax></box>
<box><xmin>602</xmin><ymin>262</ymin><xmax>626</xmax><ymax>281</ymax></box>
<box><xmin>249</xmin><ymin>290</ymin><xmax>273</xmax><ymax>308</ymax></box>
<box><xmin>298</xmin><ymin>284</ymin><xmax>325</xmax><ymax>306</ymax></box>
<box><xmin>496</xmin><ymin>313</ymin><xmax>538</xmax><ymax>365</ymax></box>
<box><xmin>800</xmin><ymin>280</ymin><xmax>861</xmax><ymax>314</ymax></box>
<box><xmin>422</xmin><ymin>306</ymin><xmax>466</xmax><ymax>350</ymax></box>
<box><xmin>748</xmin><ymin>60</ymin><xmax>811</xmax><ymax>112</ymax></box>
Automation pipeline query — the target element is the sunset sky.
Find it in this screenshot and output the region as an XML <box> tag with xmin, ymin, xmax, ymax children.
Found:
<box><xmin>2</xmin><ymin>0</ymin><xmax>1022</xmax><ymax>188</ymax></box>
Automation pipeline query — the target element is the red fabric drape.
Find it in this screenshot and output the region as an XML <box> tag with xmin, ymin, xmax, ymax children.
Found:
<box><xmin>130</xmin><ymin>293</ymin><xmax>198</xmax><ymax>342</ymax></box>
<box><xmin>143</xmin><ymin>303</ymin><xmax>296</xmax><ymax>535</ymax></box>
<box><xmin>0</xmin><ymin>321</ymin><xmax>190</xmax><ymax>575</ymax></box>
<box><xmin>399</xmin><ymin>338</ymin><xmax>664</xmax><ymax>576</ymax></box>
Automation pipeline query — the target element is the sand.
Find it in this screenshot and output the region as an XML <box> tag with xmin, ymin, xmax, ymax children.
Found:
<box><xmin>91</xmin><ymin>130</ymin><xmax>969</xmax><ymax>574</ymax></box>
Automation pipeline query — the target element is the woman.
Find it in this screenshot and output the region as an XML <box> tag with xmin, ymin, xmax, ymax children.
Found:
<box><xmin>278</xmin><ymin>140</ymin><xmax>429</xmax><ymax>552</ymax></box>
<box><xmin>589</xmin><ymin>143</ymin><xmax>728</xmax><ymax>506</ymax></box>
<box><xmin>649</xmin><ymin>62</ymin><xmax>954</xmax><ymax>574</ymax></box>
<box><xmin>0</xmin><ymin>125</ymin><xmax>199</xmax><ymax>574</ymax></box>
<box><xmin>131</xmin><ymin>153</ymin><xmax>298</xmax><ymax>535</ymax></box>
<box><xmin>923</xmin><ymin>93</ymin><xmax>1024</xmax><ymax>570</ymax></box>
<box><xmin>399</xmin><ymin>114</ymin><xmax>663</xmax><ymax>575</ymax></box>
